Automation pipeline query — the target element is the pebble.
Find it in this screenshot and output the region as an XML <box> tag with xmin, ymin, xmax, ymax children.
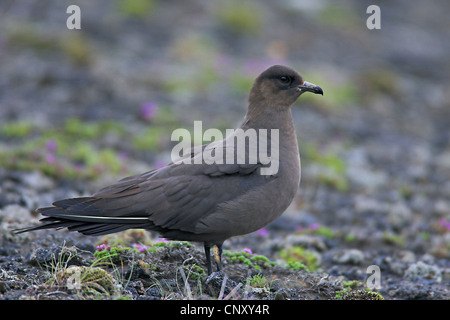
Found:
<box><xmin>0</xmin><ymin>205</ymin><xmax>32</xmax><ymax>223</ymax></box>
<box><xmin>331</xmin><ymin>249</ymin><xmax>365</xmax><ymax>265</ymax></box>
<box><xmin>345</xmin><ymin>148</ymin><xmax>388</xmax><ymax>191</ymax></box>
<box><xmin>404</xmin><ymin>261</ymin><xmax>442</xmax><ymax>283</ymax></box>
<box><xmin>388</xmin><ymin>201</ymin><xmax>412</xmax><ymax>228</ymax></box>
<box><xmin>282</xmin><ymin>234</ymin><xmax>327</xmax><ymax>252</ymax></box>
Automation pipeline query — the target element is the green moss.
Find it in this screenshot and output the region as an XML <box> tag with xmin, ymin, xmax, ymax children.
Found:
<box><xmin>341</xmin><ymin>280</ymin><xmax>361</xmax><ymax>289</ymax></box>
<box><xmin>340</xmin><ymin>289</ymin><xmax>384</xmax><ymax>300</ymax></box>
<box><xmin>117</xmin><ymin>0</ymin><xmax>156</xmax><ymax>18</ymax></box>
<box><xmin>285</xmin><ymin>261</ymin><xmax>308</xmax><ymax>271</ymax></box>
<box><xmin>303</xmin><ymin>143</ymin><xmax>349</xmax><ymax>192</ymax></box>
<box><xmin>248</xmin><ymin>274</ymin><xmax>269</xmax><ymax>288</ymax></box>
<box><xmin>132</xmin><ymin>127</ymin><xmax>166</xmax><ymax>151</ymax></box>
<box><xmin>313</xmin><ymin>226</ymin><xmax>335</xmax><ymax>239</ymax></box>
<box><xmin>382</xmin><ymin>231</ymin><xmax>405</xmax><ymax>247</ymax></box>
<box><xmin>0</xmin><ymin>118</ymin><xmax>134</xmax><ymax>180</ymax></box>
<box><xmin>60</xmin><ymin>34</ymin><xmax>92</xmax><ymax>66</ymax></box>
<box><xmin>182</xmin><ymin>264</ymin><xmax>206</xmax><ymax>280</ymax></box>
<box><xmin>358</xmin><ymin>68</ymin><xmax>401</xmax><ymax>97</ymax></box>
<box><xmin>64</xmin><ymin>118</ymin><xmax>101</xmax><ymax>139</ymax></box>
<box><xmin>150</xmin><ymin>240</ymin><xmax>192</xmax><ymax>249</ymax></box>
<box><xmin>316</xmin><ymin>3</ymin><xmax>360</xmax><ymax>30</ymax></box>
<box><xmin>278</xmin><ymin>246</ymin><xmax>320</xmax><ymax>272</ymax></box>
<box><xmin>152</xmin><ymin>106</ymin><xmax>180</xmax><ymax>126</ymax></box>
<box><xmin>216</xmin><ymin>1</ymin><xmax>263</xmax><ymax>35</ymax></box>
<box><xmin>7</xmin><ymin>25</ymin><xmax>92</xmax><ymax>67</ymax></box>
<box><xmin>304</xmin><ymin>144</ymin><xmax>346</xmax><ymax>174</ymax></box>
<box><xmin>334</xmin><ymin>280</ymin><xmax>363</xmax><ymax>299</ymax></box>
<box><xmin>93</xmin><ymin>246</ymin><xmax>134</xmax><ymax>264</ymax></box>
<box><xmin>6</xmin><ymin>25</ymin><xmax>59</xmax><ymax>52</ymax></box>
<box><xmin>345</xmin><ymin>233</ymin><xmax>357</xmax><ymax>242</ymax></box>
<box><xmin>0</xmin><ymin>121</ymin><xmax>33</xmax><ymax>138</ymax></box>
<box><xmin>223</xmin><ymin>250</ymin><xmax>277</xmax><ymax>271</ymax></box>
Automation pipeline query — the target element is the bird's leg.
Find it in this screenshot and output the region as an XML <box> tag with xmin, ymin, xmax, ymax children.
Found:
<box><xmin>214</xmin><ymin>244</ymin><xmax>223</xmax><ymax>272</ymax></box>
<box><xmin>204</xmin><ymin>243</ymin><xmax>212</xmax><ymax>275</ymax></box>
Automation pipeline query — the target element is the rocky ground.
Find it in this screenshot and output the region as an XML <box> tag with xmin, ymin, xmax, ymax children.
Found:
<box><xmin>0</xmin><ymin>0</ymin><xmax>449</xmax><ymax>300</ymax></box>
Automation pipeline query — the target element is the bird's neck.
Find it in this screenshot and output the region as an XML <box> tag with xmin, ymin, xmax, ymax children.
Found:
<box><xmin>241</xmin><ymin>103</ymin><xmax>296</xmax><ymax>134</ymax></box>
<box><xmin>241</xmin><ymin>102</ymin><xmax>300</xmax><ymax>180</ymax></box>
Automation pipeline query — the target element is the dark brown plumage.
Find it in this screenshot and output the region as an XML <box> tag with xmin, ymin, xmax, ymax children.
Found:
<box><xmin>16</xmin><ymin>65</ymin><xmax>323</xmax><ymax>274</ymax></box>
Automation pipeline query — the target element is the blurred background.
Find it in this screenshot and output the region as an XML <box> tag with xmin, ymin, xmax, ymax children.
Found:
<box><xmin>0</xmin><ymin>0</ymin><xmax>449</xmax><ymax>298</ymax></box>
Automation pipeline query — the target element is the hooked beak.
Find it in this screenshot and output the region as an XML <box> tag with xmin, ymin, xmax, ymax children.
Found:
<box><xmin>297</xmin><ymin>81</ymin><xmax>323</xmax><ymax>95</ymax></box>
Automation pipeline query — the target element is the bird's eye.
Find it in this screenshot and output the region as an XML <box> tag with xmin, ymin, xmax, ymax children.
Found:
<box><xmin>279</xmin><ymin>76</ymin><xmax>291</xmax><ymax>84</ymax></box>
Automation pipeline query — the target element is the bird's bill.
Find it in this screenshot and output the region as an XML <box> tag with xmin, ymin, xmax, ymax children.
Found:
<box><xmin>297</xmin><ymin>81</ymin><xmax>323</xmax><ymax>95</ymax></box>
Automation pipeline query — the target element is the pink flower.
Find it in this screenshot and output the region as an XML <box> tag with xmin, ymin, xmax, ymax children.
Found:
<box><xmin>96</xmin><ymin>244</ymin><xmax>108</xmax><ymax>251</ymax></box>
<box><xmin>140</xmin><ymin>101</ymin><xmax>158</xmax><ymax>121</ymax></box>
<box><xmin>257</xmin><ymin>228</ymin><xmax>269</xmax><ymax>237</ymax></box>
<box><xmin>45</xmin><ymin>153</ymin><xmax>55</xmax><ymax>165</ymax></box>
<box><xmin>438</xmin><ymin>218</ymin><xmax>450</xmax><ymax>231</ymax></box>
<box><xmin>308</xmin><ymin>223</ymin><xmax>320</xmax><ymax>231</ymax></box>
<box><xmin>134</xmin><ymin>243</ymin><xmax>147</xmax><ymax>252</ymax></box>
<box><xmin>45</xmin><ymin>138</ymin><xmax>57</xmax><ymax>153</ymax></box>
<box><xmin>243</xmin><ymin>248</ymin><xmax>252</xmax><ymax>255</ymax></box>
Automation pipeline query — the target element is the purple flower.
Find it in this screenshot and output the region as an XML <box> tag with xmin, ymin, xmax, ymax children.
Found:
<box><xmin>45</xmin><ymin>153</ymin><xmax>55</xmax><ymax>165</ymax></box>
<box><xmin>140</xmin><ymin>101</ymin><xmax>158</xmax><ymax>121</ymax></box>
<box><xmin>438</xmin><ymin>218</ymin><xmax>450</xmax><ymax>231</ymax></box>
<box><xmin>45</xmin><ymin>138</ymin><xmax>57</xmax><ymax>153</ymax></box>
<box><xmin>257</xmin><ymin>228</ymin><xmax>269</xmax><ymax>237</ymax></box>
<box><xmin>134</xmin><ymin>243</ymin><xmax>147</xmax><ymax>252</ymax></box>
<box><xmin>118</xmin><ymin>152</ymin><xmax>129</xmax><ymax>160</ymax></box>
<box><xmin>308</xmin><ymin>223</ymin><xmax>320</xmax><ymax>231</ymax></box>
<box><xmin>96</xmin><ymin>244</ymin><xmax>107</xmax><ymax>251</ymax></box>
<box><xmin>243</xmin><ymin>248</ymin><xmax>253</xmax><ymax>255</ymax></box>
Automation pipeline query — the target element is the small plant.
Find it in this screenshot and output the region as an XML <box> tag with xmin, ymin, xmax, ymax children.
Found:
<box><xmin>117</xmin><ymin>0</ymin><xmax>156</xmax><ymax>18</ymax></box>
<box><xmin>278</xmin><ymin>246</ymin><xmax>320</xmax><ymax>272</ymax></box>
<box><xmin>132</xmin><ymin>127</ymin><xmax>166</xmax><ymax>151</ymax></box>
<box><xmin>382</xmin><ymin>231</ymin><xmax>405</xmax><ymax>247</ymax></box>
<box><xmin>286</xmin><ymin>261</ymin><xmax>308</xmax><ymax>271</ymax></box>
<box><xmin>302</xmin><ymin>143</ymin><xmax>349</xmax><ymax>192</ymax></box>
<box><xmin>59</xmin><ymin>266</ymin><xmax>116</xmax><ymax>297</ymax></box>
<box><xmin>248</xmin><ymin>274</ymin><xmax>269</xmax><ymax>288</ymax></box>
<box><xmin>0</xmin><ymin>121</ymin><xmax>33</xmax><ymax>138</ymax></box>
<box><xmin>312</xmin><ymin>225</ymin><xmax>335</xmax><ymax>239</ymax></box>
<box><xmin>216</xmin><ymin>1</ymin><xmax>263</xmax><ymax>35</ymax></box>
<box><xmin>339</xmin><ymin>289</ymin><xmax>384</xmax><ymax>300</ymax></box>
<box><xmin>223</xmin><ymin>250</ymin><xmax>277</xmax><ymax>271</ymax></box>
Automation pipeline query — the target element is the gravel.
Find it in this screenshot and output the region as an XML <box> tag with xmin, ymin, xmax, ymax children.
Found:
<box><xmin>0</xmin><ymin>0</ymin><xmax>449</xmax><ymax>300</ymax></box>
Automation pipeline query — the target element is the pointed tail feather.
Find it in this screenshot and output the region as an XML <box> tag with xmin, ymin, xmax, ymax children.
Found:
<box><xmin>14</xmin><ymin>197</ymin><xmax>153</xmax><ymax>236</ymax></box>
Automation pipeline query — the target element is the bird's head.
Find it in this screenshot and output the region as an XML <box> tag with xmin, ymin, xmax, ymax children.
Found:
<box><xmin>249</xmin><ymin>65</ymin><xmax>323</xmax><ymax>107</ymax></box>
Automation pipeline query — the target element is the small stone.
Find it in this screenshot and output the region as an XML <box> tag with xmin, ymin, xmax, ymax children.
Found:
<box><xmin>332</xmin><ymin>249</ymin><xmax>365</xmax><ymax>265</ymax></box>
<box><xmin>0</xmin><ymin>205</ymin><xmax>32</xmax><ymax>223</ymax></box>
<box><xmin>283</xmin><ymin>234</ymin><xmax>327</xmax><ymax>252</ymax></box>
<box><xmin>404</xmin><ymin>261</ymin><xmax>442</xmax><ymax>283</ymax></box>
<box><xmin>19</xmin><ymin>171</ymin><xmax>55</xmax><ymax>191</ymax></box>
